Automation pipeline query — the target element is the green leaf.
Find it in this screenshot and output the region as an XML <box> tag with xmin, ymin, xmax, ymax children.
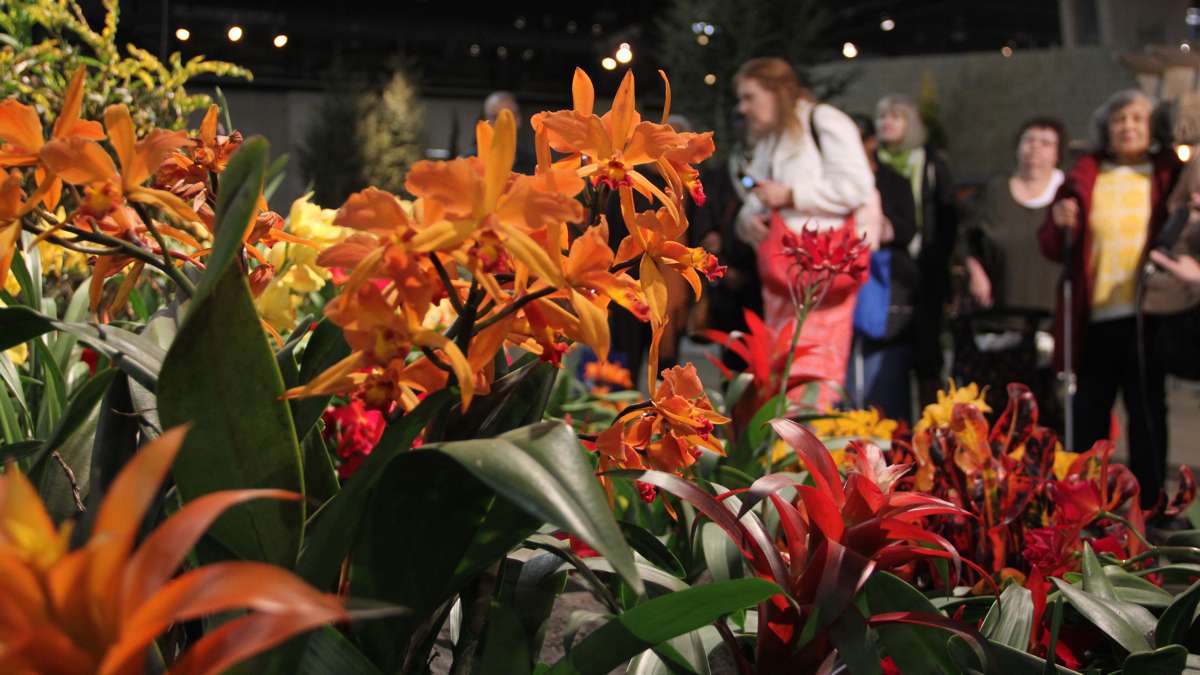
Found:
<box><xmin>619</xmin><ymin>521</ymin><xmax>685</xmax><ymax>578</ymax></box>
<box><xmin>981</xmin><ymin>582</ymin><xmax>1034</xmax><ymax>652</ymax></box>
<box><xmin>828</xmin><ymin>606</ymin><xmax>881</xmax><ymax>675</ymax></box>
<box><xmin>428</xmin><ymin>360</ymin><xmax>557</xmax><ymax>442</ymax></box>
<box><xmin>291</xmin><ymin>318</ymin><xmax>350</xmax><ymax>439</ymax></box>
<box><xmin>0</xmin><ymin>439</ymin><xmax>40</xmax><ymax>461</ymax></box>
<box><xmin>698</xmin><ymin>522</ymin><xmax>743</xmax><ymax>583</ymax></box>
<box><xmin>1105</xmin><ymin>566</ymin><xmax>1174</xmax><ymax>609</ymax></box>
<box><xmin>947</xmin><ymin>636</ymin><xmax>1083</xmax><ymax>675</ymax></box>
<box><xmin>546</xmin><ymin>578</ymin><xmax>780</xmax><ymax>675</ymax></box>
<box><xmin>1156</xmin><ymin>578</ymin><xmax>1200</xmax><ymax>648</ymax></box>
<box><xmin>349</xmin><ymin>450</ymin><xmax>537</xmax><ymax>671</ymax></box>
<box><xmin>194</xmin><ymin>136</ymin><xmax>268</xmax><ymax>304</ymax></box>
<box><xmin>75</xmin><ymin>372</ymin><xmax>141</xmax><ymax>545</ymax></box>
<box><xmin>431</xmin><ymin>421</ymin><xmax>643</xmax><ymax>595</ymax></box>
<box><xmin>474</xmin><ymin>601</ymin><xmax>533</xmax><ymax>675</ymax></box>
<box><xmin>1051</xmin><ymin>578</ymin><xmax>1153</xmax><ymax>654</ymax></box>
<box><xmin>863</xmin><ymin>571</ymin><xmax>961</xmax><ymax>674</ymax></box>
<box><xmin>294</xmin><ymin>627</ymin><xmax>383</xmax><ymax>675</ymax></box>
<box><xmin>742</xmin><ymin>393</ymin><xmax>784</xmax><ymax>459</ymax></box>
<box><xmin>30</xmin><ymin>368</ymin><xmax>117</xmax><ymax>470</ymax></box>
<box><xmin>300</xmin><ymin>426</ymin><xmax>339</xmax><ymax>508</ymax></box>
<box><xmin>1121</xmin><ymin>644</ymin><xmax>1189</xmax><ymax>675</ymax></box>
<box><xmin>33</xmin><ymin>404</ymin><xmax>96</xmax><ymax>522</ymax></box>
<box><xmin>295</xmin><ymin>390</ymin><xmax>450</xmax><ymax>589</ymax></box>
<box><xmin>504</xmin><ymin>553</ymin><xmax>569</xmax><ymax>660</ymax></box>
<box><xmin>32</xmin><ymin>338</ymin><xmax>66</xmax><ymax>438</ymax></box>
<box><xmin>158</xmin><ymin>266</ymin><xmax>303</xmax><ymax>566</ymax></box>
<box><xmin>0</xmin><ymin>306</ymin><xmax>164</xmax><ymax>391</ymax></box>
<box><xmin>1080</xmin><ymin>542</ymin><xmax>1117</xmax><ymax>601</ymax></box>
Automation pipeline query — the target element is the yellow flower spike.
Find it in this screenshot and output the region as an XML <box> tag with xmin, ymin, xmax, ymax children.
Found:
<box><xmin>0</xmin><ymin>463</ymin><xmax>72</xmax><ymax>571</ymax></box>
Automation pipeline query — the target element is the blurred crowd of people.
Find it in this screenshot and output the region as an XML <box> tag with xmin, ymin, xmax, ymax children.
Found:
<box><xmin>478</xmin><ymin>57</ymin><xmax>1200</xmax><ymax>508</ymax></box>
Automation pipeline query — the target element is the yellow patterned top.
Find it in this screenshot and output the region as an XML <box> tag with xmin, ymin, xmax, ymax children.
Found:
<box><xmin>1088</xmin><ymin>163</ymin><xmax>1151</xmax><ymax>320</ymax></box>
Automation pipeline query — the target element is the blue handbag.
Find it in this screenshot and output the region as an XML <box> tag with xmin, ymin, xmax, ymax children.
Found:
<box><xmin>853</xmin><ymin>250</ymin><xmax>893</xmax><ymax>340</ymax></box>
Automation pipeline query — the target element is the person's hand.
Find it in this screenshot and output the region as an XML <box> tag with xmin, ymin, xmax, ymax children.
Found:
<box><xmin>741</xmin><ymin>213</ymin><xmax>770</xmax><ymax>246</ymax></box>
<box><xmin>1150</xmin><ymin>250</ymin><xmax>1200</xmax><ymax>286</ymax></box>
<box><xmin>965</xmin><ymin>257</ymin><xmax>993</xmax><ymax>308</ymax></box>
<box><xmin>752</xmin><ymin>179</ymin><xmax>793</xmax><ymax>210</ymax></box>
<box><xmin>1051</xmin><ymin>197</ymin><xmax>1079</xmax><ymax>230</ymax></box>
<box><xmin>880</xmin><ymin>216</ymin><xmax>895</xmax><ymax>244</ymax></box>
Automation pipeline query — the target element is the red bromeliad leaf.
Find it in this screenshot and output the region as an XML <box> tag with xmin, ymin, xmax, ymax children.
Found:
<box><xmin>797</xmin><ymin>485</ymin><xmax>845</xmax><ymax>543</ymax></box>
<box><xmin>637</xmin><ymin>470</ymin><xmax>788</xmax><ymax>585</ymax></box>
<box><xmin>735</xmin><ymin>473</ymin><xmax>804</xmax><ymax>519</ymax></box>
<box><xmin>771</xmin><ymin>418</ymin><xmax>845</xmax><ymax>508</ymax></box>
<box><xmin>769</xmin><ymin>492</ymin><xmax>809</xmax><ymax>581</ymax></box>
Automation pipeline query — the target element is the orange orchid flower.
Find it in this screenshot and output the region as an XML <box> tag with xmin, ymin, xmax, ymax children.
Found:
<box><xmin>0</xmin><ymin>66</ymin><xmax>105</xmax><ymax>209</ymax></box>
<box><xmin>0</xmin><ymin>427</ymin><xmax>346</xmax><ymax>675</ymax></box>
<box><xmin>531</xmin><ymin>68</ymin><xmax>692</xmax><ymax>222</ymax></box>
<box><xmin>0</xmin><ymin>170</ymin><xmax>44</xmax><ymax>289</ymax></box>
<box><xmin>40</xmin><ymin>103</ymin><xmax>201</xmax><ymax>229</ymax></box>
<box><xmin>405</xmin><ymin>108</ymin><xmax>583</xmax><ymax>287</ymax></box>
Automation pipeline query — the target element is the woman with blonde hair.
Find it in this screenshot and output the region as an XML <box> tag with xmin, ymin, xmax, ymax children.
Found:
<box><xmin>733</xmin><ymin>56</ymin><xmax>874</xmax><ymax>406</ymax></box>
<box><xmin>1038</xmin><ymin>88</ymin><xmax>1181</xmax><ymax>507</ymax></box>
<box><xmin>875</xmin><ymin>94</ymin><xmax>959</xmax><ymax>407</ymax></box>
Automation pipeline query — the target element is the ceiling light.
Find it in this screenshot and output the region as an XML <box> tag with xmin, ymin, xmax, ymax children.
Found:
<box><xmin>842</xmin><ymin>42</ymin><xmax>858</xmax><ymax>58</ymax></box>
<box><xmin>273</xmin><ymin>34</ymin><xmax>288</xmax><ymax>48</ymax></box>
<box><xmin>704</xmin><ymin>73</ymin><xmax>716</xmax><ymax>86</ymax></box>
<box><xmin>496</xmin><ymin>45</ymin><xmax>508</xmax><ymax>59</ymax></box>
<box><xmin>703</xmin><ymin>23</ymin><xmax>715</xmax><ymax>36</ymax></box>
<box><xmin>227</xmin><ymin>25</ymin><xmax>243</xmax><ymax>42</ymax></box>
<box><xmin>1001</xmin><ymin>45</ymin><xmax>1014</xmax><ymax>57</ymax></box>
<box><xmin>514</xmin><ymin>16</ymin><xmax>526</xmax><ymax>29</ymax></box>
<box><xmin>881</xmin><ymin>18</ymin><xmax>896</xmax><ymax>31</ymax></box>
<box><xmin>615</xmin><ymin>45</ymin><xmax>633</xmax><ymax>63</ymax></box>
<box><xmin>1183</xmin><ymin>42</ymin><xmax>1192</xmax><ymax>53</ymax></box>
<box><xmin>1178</xmin><ymin>144</ymin><xmax>1193</xmax><ymax>162</ymax></box>
<box><xmin>697</xmin><ymin>34</ymin><xmax>709</xmax><ymax>46</ymax></box>
<box><xmin>469</xmin><ymin>43</ymin><xmax>481</xmax><ymax>57</ymax></box>
<box><xmin>601</xmin><ymin>57</ymin><xmax>617</xmax><ymax>70</ymax></box>
<box><xmin>175</xmin><ymin>27</ymin><xmax>190</xmax><ymax>41</ymax></box>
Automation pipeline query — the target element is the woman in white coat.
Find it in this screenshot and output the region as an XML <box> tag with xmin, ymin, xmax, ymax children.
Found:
<box><xmin>733</xmin><ymin>57</ymin><xmax>875</xmax><ymax>406</ymax></box>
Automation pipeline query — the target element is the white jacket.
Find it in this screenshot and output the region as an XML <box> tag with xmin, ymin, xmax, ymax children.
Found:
<box><xmin>736</xmin><ymin>100</ymin><xmax>875</xmax><ymax>241</ymax></box>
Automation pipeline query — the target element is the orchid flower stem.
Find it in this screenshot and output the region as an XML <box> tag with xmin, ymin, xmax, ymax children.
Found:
<box><xmin>608</xmin><ymin>254</ymin><xmax>641</xmax><ymax>274</ymax></box>
<box><xmin>429</xmin><ymin>253</ymin><xmax>464</xmax><ymax>314</ymax></box>
<box><xmin>471</xmin><ymin>286</ymin><xmax>555</xmax><ymax>336</ymax></box>
<box><xmin>453</xmin><ymin>278</ymin><xmax>483</xmax><ymax>354</ymax></box>
<box><xmin>132</xmin><ymin>203</ymin><xmax>196</xmax><ymax>299</ymax></box>
<box><xmin>21</xmin><ymin>214</ymin><xmax>192</xmax><ymax>295</ymax></box>
<box><xmin>1097</xmin><ymin>511</ymin><xmax>1154</xmax><ymax>550</ymax></box>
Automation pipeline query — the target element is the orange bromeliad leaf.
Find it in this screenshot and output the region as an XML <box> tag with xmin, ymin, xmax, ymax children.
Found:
<box><xmin>0</xmin><ymin>426</ymin><xmax>347</xmax><ymax>674</ymax></box>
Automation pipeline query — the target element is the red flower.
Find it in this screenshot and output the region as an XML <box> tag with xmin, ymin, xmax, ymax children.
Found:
<box><xmin>635</xmin><ymin>480</ymin><xmax>656</xmax><ymax>503</ymax></box>
<box><xmin>779</xmin><ymin>225</ymin><xmax>868</xmax><ymax>294</ymax></box>
<box><xmin>881</xmin><ymin>657</ymin><xmax>902</xmax><ymax>674</ymax></box>
<box><xmin>552</xmin><ymin>532</ymin><xmax>599</xmax><ymax>557</ymax></box>
<box><xmin>1023</xmin><ymin>526</ymin><xmax>1076</xmax><ymax>577</ymax></box>
<box><xmin>1050</xmin><ymin>479</ymin><xmax>1103</xmax><ymax>526</ymax></box>
<box><xmin>80</xmin><ymin>347</ymin><xmax>99</xmax><ymax>375</ymax></box>
<box><xmin>322</xmin><ymin>399</ymin><xmax>386</xmax><ymax>479</ymax></box>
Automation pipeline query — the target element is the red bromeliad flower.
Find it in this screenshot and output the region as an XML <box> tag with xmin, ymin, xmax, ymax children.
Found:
<box><xmin>779</xmin><ymin>225</ymin><xmax>868</xmax><ymax>302</ymax></box>
<box><xmin>321</xmin><ymin>399</ymin><xmax>386</xmax><ymax>479</ymax></box>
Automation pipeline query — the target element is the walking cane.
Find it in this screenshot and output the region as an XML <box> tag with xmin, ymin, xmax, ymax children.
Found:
<box><xmin>1062</xmin><ymin>227</ymin><xmax>1076</xmax><ymax>451</ymax></box>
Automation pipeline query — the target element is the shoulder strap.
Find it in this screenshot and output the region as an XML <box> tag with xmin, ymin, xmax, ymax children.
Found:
<box><xmin>808</xmin><ymin>103</ymin><xmax>822</xmax><ymax>156</ymax></box>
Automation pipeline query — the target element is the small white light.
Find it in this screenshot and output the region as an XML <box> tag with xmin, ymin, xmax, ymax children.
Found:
<box><xmin>273</xmin><ymin>34</ymin><xmax>288</xmax><ymax>48</ymax></box>
<box><xmin>881</xmin><ymin>18</ymin><xmax>895</xmax><ymax>31</ymax></box>
<box><xmin>1001</xmin><ymin>45</ymin><xmax>1014</xmax><ymax>57</ymax></box>
<box><xmin>566</xmin><ymin>20</ymin><xmax>578</xmax><ymax>33</ymax></box>
<box><xmin>615</xmin><ymin>45</ymin><xmax>633</xmax><ymax>64</ymax></box>
<box><xmin>1183</xmin><ymin>42</ymin><xmax>1192</xmax><ymax>53</ymax></box>
<box><xmin>704</xmin><ymin>73</ymin><xmax>716</xmax><ymax>86</ymax></box>
<box><xmin>697</xmin><ymin>34</ymin><xmax>709</xmax><ymax>46</ymax></box>
<box><xmin>469</xmin><ymin>43</ymin><xmax>481</xmax><ymax>57</ymax></box>
<box><xmin>1188</xmin><ymin>7</ymin><xmax>1200</xmax><ymax>26</ymax></box>
<box><xmin>618</xmin><ymin>42</ymin><xmax>631</xmax><ymax>51</ymax></box>
<box><xmin>175</xmin><ymin>27</ymin><xmax>190</xmax><ymax>41</ymax></box>
<box><xmin>703</xmin><ymin>23</ymin><xmax>715</xmax><ymax>36</ymax></box>
<box><xmin>522</xmin><ymin>48</ymin><xmax>534</xmax><ymax>61</ymax></box>
<box><xmin>514</xmin><ymin>16</ymin><xmax>526</xmax><ymax>29</ymax></box>
<box><xmin>842</xmin><ymin>42</ymin><xmax>858</xmax><ymax>58</ymax></box>
<box><xmin>497</xmin><ymin>45</ymin><xmax>508</xmax><ymax>59</ymax></box>
<box><xmin>692</xmin><ymin>22</ymin><xmax>704</xmax><ymax>34</ymax></box>
<box><xmin>1177</xmin><ymin>144</ymin><xmax>1193</xmax><ymax>162</ymax></box>
<box><xmin>227</xmin><ymin>25</ymin><xmax>243</xmax><ymax>42</ymax></box>
<box><xmin>601</xmin><ymin>57</ymin><xmax>617</xmax><ymax>71</ymax></box>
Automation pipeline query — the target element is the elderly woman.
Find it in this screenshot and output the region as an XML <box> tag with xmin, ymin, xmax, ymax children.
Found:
<box><xmin>733</xmin><ymin>57</ymin><xmax>874</xmax><ymax>405</ymax></box>
<box><xmin>875</xmin><ymin>95</ymin><xmax>959</xmax><ymax>407</ymax></box>
<box><xmin>1038</xmin><ymin>89</ymin><xmax>1181</xmax><ymax>507</ymax></box>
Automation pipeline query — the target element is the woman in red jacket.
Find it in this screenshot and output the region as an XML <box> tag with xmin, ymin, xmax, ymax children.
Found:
<box><xmin>1039</xmin><ymin>89</ymin><xmax>1180</xmax><ymax>508</ymax></box>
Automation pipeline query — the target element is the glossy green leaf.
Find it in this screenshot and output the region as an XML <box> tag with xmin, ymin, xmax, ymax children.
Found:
<box><xmin>295</xmin><ymin>390</ymin><xmax>450</xmax><ymax>589</ymax></box>
<box><xmin>699</xmin><ymin>522</ymin><xmax>743</xmax><ymax>583</ymax></box>
<box><xmin>546</xmin><ymin>578</ymin><xmax>780</xmax><ymax>675</ymax></box>
<box><xmin>1120</xmin><ymin>645</ymin><xmax>1189</xmax><ymax>675</ymax></box>
<box><xmin>863</xmin><ymin>572</ymin><xmax>961</xmax><ymax>674</ymax></box>
<box><xmin>981</xmin><ymin>583</ymin><xmax>1034</xmax><ymax>652</ymax></box>
<box><xmin>1051</xmin><ymin>578</ymin><xmax>1153</xmax><ymax>654</ymax></box>
<box><xmin>1156</xmin><ymin>578</ymin><xmax>1200</xmax><ymax>648</ymax></box>
<box><xmin>474</xmin><ymin>601</ymin><xmax>533</xmax><ymax>675</ymax></box>
<box><xmin>1080</xmin><ymin>542</ymin><xmax>1117</xmax><ymax>601</ymax></box>
<box><xmin>946</xmin><ymin>636</ymin><xmax>1082</xmax><ymax>675</ymax></box>
<box><xmin>0</xmin><ymin>306</ymin><xmax>164</xmax><ymax>391</ymax></box>
<box><xmin>431</xmin><ymin>421</ymin><xmax>643</xmax><ymax>595</ymax></box>
<box><xmin>30</xmin><ymin>368</ymin><xmax>116</xmax><ymax>470</ymax></box>
<box><xmin>1105</xmin><ymin>566</ymin><xmax>1174</xmax><ymax>609</ymax></box>
<box><xmin>193</xmin><ymin>136</ymin><xmax>268</xmax><ymax>304</ymax></box>
<box><xmin>619</xmin><ymin>521</ymin><xmax>684</xmax><ymax>578</ymax></box>
<box><xmin>291</xmin><ymin>318</ymin><xmax>350</xmax><ymax>439</ymax></box>
<box><xmin>158</xmin><ymin>267</ymin><xmax>303</xmax><ymax>566</ymax></box>
<box><xmin>32</xmin><ymin>338</ymin><xmax>66</xmax><ymax>438</ymax></box>
<box><xmin>505</xmin><ymin>553</ymin><xmax>568</xmax><ymax>659</ymax></box>
<box><xmin>294</xmin><ymin>627</ymin><xmax>382</xmax><ymax>675</ymax></box>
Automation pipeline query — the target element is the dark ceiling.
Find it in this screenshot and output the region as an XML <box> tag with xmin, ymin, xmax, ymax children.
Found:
<box><xmin>98</xmin><ymin>0</ymin><xmax>1062</xmax><ymax>99</ymax></box>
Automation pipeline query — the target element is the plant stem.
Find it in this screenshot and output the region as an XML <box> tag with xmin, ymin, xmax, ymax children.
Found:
<box><xmin>764</xmin><ymin>287</ymin><xmax>813</xmax><ymax>479</ymax></box>
<box><xmin>131</xmin><ymin>203</ymin><xmax>197</xmax><ymax>298</ymax></box>
<box><xmin>1098</xmin><ymin>511</ymin><xmax>1154</xmax><ymax>551</ymax></box>
<box><xmin>430</xmin><ymin>253</ymin><xmax>464</xmax><ymax>314</ymax></box>
<box><xmin>471</xmin><ymin>286</ymin><xmax>555</xmax><ymax>336</ymax></box>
